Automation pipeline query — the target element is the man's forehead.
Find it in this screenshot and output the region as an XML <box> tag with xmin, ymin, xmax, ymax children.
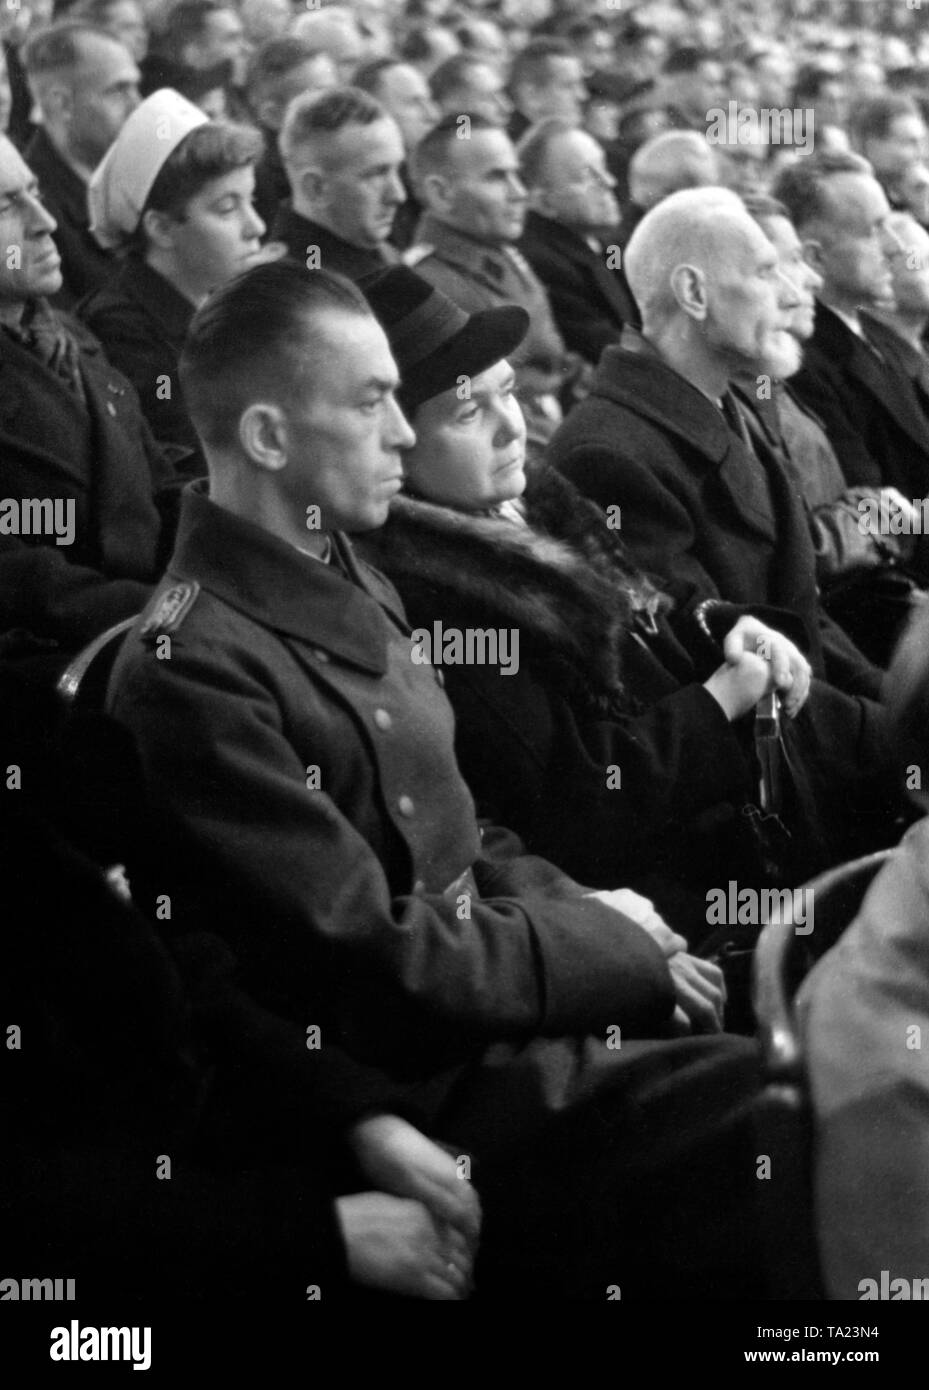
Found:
<box><xmin>298</xmin><ymin>308</ymin><xmax>396</xmax><ymax>376</ymax></box>
<box><xmin>453</xmin><ymin>130</ymin><xmax>517</xmax><ymax>172</ymax></box>
<box><xmin>766</xmin><ymin>214</ymin><xmax>801</xmax><ymax>255</ymax></box>
<box><xmin>76</xmin><ymin>34</ymin><xmax>137</xmax><ymax>79</ymax></box>
<box><xmin>822</xmin><ymin>171</ymin><xmax>887</xmax><ymax>221</ymax></box>
<box><xmin>335</xmin><ymin>117</ymin><xmax>403</xmax><ymax>160</ymax></box>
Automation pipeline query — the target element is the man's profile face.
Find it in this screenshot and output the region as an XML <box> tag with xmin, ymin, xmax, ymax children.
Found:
<box><xmin>281</xmin><ymin>309</ymin><xmax>415</xmax><ymax>533</ymax></box>
<box><xmin>318</xmin><ymin>117</ymin><xmax>406</xmax><ymax>248</ymax></box>
<box><xmin>702</xmin><ymin>213</ymin><xmax>799</xmax><ymax>372</ymax></box>
<box><xmin>885</xmin><ymin>215</ymin><xmax>929</xmax><ymax>319</ymax></box>
<box><xmin>191</xmin><ymin>8</ymin><xmax>249</xmax><ymax>85</ymax></box>
<box><xmin>377</xmin><ymin>63</ymin><xmax>438</xmax><ymax>152</ymax></box>
<box><xmin>524</xmin><ymin>56</ymin><xmax>586</xmax><ymax>122</ymax></box>
<box><xmin>763</xmin><ymin>213</ymin><xmax>821</xmax><ymax>342</ymax></box>
<box><xmin>865</xmin><ymin>113</ymin><xmax>927</xmax><ymax>182</ymax></box>
<box><xmin>814</xmin><ymin>172</ymin><xmax>896</xmax><ymax>308</ymax></box>
<box><xmin>537</xmin><ymin>129</ymin><xmax>618</xmax><ymax>236</ymax></box>
<box><xmin>68</xmin><ymin>35</ymin><xmax>140</xmax><ymax>168</ymax></box>
<box><xmin>0</xmin><ymin>138</ymin><xmax>63</xmax><ymax>313</ymax></box>
<box><xmin>441</xmin><ymin>129</ymin><xmax>527</xmax><ymax>243</ymax></box>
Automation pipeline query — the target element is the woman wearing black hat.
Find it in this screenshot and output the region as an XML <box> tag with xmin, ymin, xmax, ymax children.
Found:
<box><xmin>360</xmin><ymin>267</ymin><xmax>820</xmax><ymax>940</ymax></box>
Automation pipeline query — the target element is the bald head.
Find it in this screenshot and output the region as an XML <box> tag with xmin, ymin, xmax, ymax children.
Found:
<box><xmin>291</xmin><ymin>8</ymin><xmax>366</xmax><ymax>84</ymax></box>
<box><xmin>625</xmin><ymin>187</ymin><xmax>753</xmax><ymax>326</ymax></box>
<box><xmin>628</xmin><ymin>130</ymin><xmax>720</xmax><ymax>211</ymax></box>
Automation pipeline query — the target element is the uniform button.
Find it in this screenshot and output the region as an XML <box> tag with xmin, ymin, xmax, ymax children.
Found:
<box><xmin>397</xmin><ymin>795</ymin><xmax>415</xmax><ymax>817</ymax></box>
<box><xmin>106</xmin><ymin>401</ymin><xmax>117</xmax><ymax>417</ymax></box>
<box><xmin>310</xmin><ymin>647</ymin><xmax>330</xmax><ymax>663</ymax></box>
<box><xmin>373</xmin><ymin>708</ymin><xmax>392</xmax><ymax>731</ymax></box>
<box><xmin>412</xmin><ymin>878</ymin><xmax>426</xmax><ymax>894</ymax></box>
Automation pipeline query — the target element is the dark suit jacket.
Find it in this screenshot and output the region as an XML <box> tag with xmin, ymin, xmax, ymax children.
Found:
<box><xmin>270</xmin><ymin>204</ymin><xmax>396</xmax><ymax>280</ymax></box>
<box><xmin>518</xmin><ymin>210</ymin><xmax>639</xmax><ymax>365</ymax></box>
<box><xmin>548</xmin><ymin>329</ymin><xmax>882</xmax><ymax>701</ymax></box>
<box><xmin>78</xmin><ymin>257</ymin><xmax>201</xmax><ymax>471</ymax></box>
<box><xmin>0</xmin><ymin>311</ymin><xmax>178</xmax><ymax>661</ymax></box>
<box><xmin>791</xmin><ymin>301</ymin><xmax>929</xmax><ymax>497</ymax></box>
<box><xmin>24</xmin><ymin>127</ymin><xmax>114</xmax><ymax>310</ymax></box>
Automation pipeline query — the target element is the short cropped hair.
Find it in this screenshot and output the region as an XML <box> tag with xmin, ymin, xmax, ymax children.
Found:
<box><xmin>353</xmin><ymin>56</ymin><xmax>401</xmax><ymax>98</ymax></box>
<box><xmin>517</xmin><ymin>116</ymin><xmax>574</xmax><ymax>190</ymax></box>
<box><xmin>127</xmin><ymin>119</ymin><xmax>262</xmax><ymax>255</ymax></box>
<box><xmin>22</xmin><ymin>20</ymin><xmax>120</xmax><ymax>79</ymax></box>
<box><xmin>409</xmin><ymin>109</ymin><xmax>496</xmax><ymax>185</ymax></box>
<box><xmin>772</xmin><ymin>150</ymin><xmax>873</xmax><ymax>231</ymax></box>
<box><xmin>851</xmin><ymin>94</ymin><xmax>923</xmax><ymax>149</ymax></box>
<box><xmin>180</xmin><ymin>259</ymin><xmax>372</xmax><ymax>450</ymax></box>
<box><xmin>245</xmin><ymin>36</ymin><xmax>326</xmax><ymax>107</ymax></box>
<box><xmin>70</xmin><ymin>0</ymin><xmax>135</xmax><ymax>26</ymax></box>
<box><xmin>429</xmin><ymin>52</ymin><xmax>482</xmax><ymax>104</ymax></box>
<box><xmin>510</xmin><ymin>37</ymin><xmax>573</xmax><ymax>92</ymax></box>
<box><xmin>280</xmin><ymin>85</ymin><xmax>385</xmax><ymax>168</ymax></box>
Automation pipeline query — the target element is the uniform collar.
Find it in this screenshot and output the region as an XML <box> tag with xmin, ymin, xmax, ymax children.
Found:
<box><xmin>414</xmin><ymin>212</ymin><xmax>513</xmax><ymax>283</ymax></box>
<box><xmin>169</xmin><ymin>482</ymin><xmax>407</xmax><ymax>674</ymax></box>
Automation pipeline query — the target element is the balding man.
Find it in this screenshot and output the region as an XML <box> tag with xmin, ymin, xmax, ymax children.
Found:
<box><xmin>625</xmin><ymin>129</ymin><xmax>719</xmax><ymax>234</ymax></box>
<box><xmin>549</xmin><ymin>187</ymin><xmax>886</xmax><ymax>709</ymax></box>
<box><xmin>774</xmin><ymin>151</ymin><xmax>929</xmax><ymax>499</ymax></box>
<box><xmin>291</xmin><ymin>7</ymin><xmax>366</xmax><ymax>85</ymax></box>
<box><xmin>22</xmin><ymin>21</ymin><xmax>140</xmax><ymax>305</ymax></box>
<box><xmin>518</xmin><ymin>117</ymin><xmax>638</xmax><ymax>364</ymax></box>
<box><xmin>273</xmin><ymin>87</ymin><xmax>404</xmax><ymax>280</ymax></box>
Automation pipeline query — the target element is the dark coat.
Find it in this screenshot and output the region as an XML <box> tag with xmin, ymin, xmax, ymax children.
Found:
<box><xmin>105</xmin><ymin>486</ymin><xmax>775</xmax><ymax>1299</ymax></box>
<box><xmin>361</xmin><ymin>467</ymin><xmax>762</xmax><ymax>918</ymax></box>
<box><xmin>253</xmin><ymin>127</ymin><xmax>289</xmax><ymax>231</ymax></box>
<box><xmin>24</xmin><ymin>127</ymin><xmax>114</xmax><ymax>310</ymax></box>
<box><xmin>108</xmin><ymin>485</ymin><xmax>674</xmax><ymax>1084</ymax></box>
<box><xmin>548</xmin><ymin>329</ymin><xmax>883</xmax><ymax>701</ymax></box>
<box><xmin>78</xmin><ymin>257</ymin><xmax>202</xmax><ymax>473</ymax></box>
<box><xmin>269</xmin><ymin>204</ymin><xmax>397</xmax><ymax>279</ymax></box>
<box><xmin>518</xmin><ymin>209</ymin><xmax>638</xmax><ymax>365</ymax></box>
<box><xmin>791</xmin><ymin>301</ymin><xmax>929</xmax><ymax>497</ymax></box>
<box><xmin>0</xmin><ymin>311</ymin><xmax>179</xmax><ymax>666</ymax></box>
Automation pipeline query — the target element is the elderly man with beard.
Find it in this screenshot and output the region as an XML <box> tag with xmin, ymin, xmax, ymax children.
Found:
<box><xmin>736</xmin><ymin>195</ymin><xmax>927</xmax><ymax>666</ymax></box>
<box><xmin>549</xmin><ymin>188</ymin><xmax>884</xmax><ymax>700</ymax></box>
<box><xmin>548</xmin><ymin>187</ymin><xmax>901</xmax><ymax>858</ymax></box>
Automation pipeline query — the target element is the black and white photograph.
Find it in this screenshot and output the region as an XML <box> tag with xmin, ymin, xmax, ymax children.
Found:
<box><xmin>0</xmin><ymin>0</ymin><xmax>926</xmax><ymax>1370</ymax></box>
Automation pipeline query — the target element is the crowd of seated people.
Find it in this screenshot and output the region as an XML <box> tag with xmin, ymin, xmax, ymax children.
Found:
<box><xmin>5</xmin><ymin>0</ymin><xmax>929</xmax><ymax>1309</ymax></box>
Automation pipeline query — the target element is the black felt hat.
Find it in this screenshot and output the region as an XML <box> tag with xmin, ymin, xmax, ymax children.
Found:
<box><xmin>360</xmin><ymin>265</ymin><xmax>529</xmax><ymax>414</ymax></box>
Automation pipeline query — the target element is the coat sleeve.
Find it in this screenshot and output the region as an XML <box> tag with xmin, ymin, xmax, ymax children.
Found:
<box><xmin>110</xmin><ymin>634</ymin><xmax>675</xmax><ymax>1065</ymax></box>
<box><xmin>790</xmin><ymin>364</ymin><xmax>885</xmax><ymax>490</ymax></box>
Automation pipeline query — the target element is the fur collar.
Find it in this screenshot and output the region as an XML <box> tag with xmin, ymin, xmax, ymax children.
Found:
<box><xmin>362</xmin><ymin>465</ymin><xmax>664</xmax><ymax>699</ymax></box>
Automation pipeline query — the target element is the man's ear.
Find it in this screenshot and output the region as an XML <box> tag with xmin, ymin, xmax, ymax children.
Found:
<box><xmin>257</xmin><ymin>97</ymin><xmax>282</xmax><ymax>131</ymax></box>
<box><xmin>669</xmin><ymin>262</ymin><xmax>708</xmax><ymax>320</ymax></box>
<box><xmin>43</xmin><ymin>80</ymin><xmax>73</xmax><ymax>127</ymax></box>
<box><xmin>140</xmin><ymin>207</ymin><xmax>177</xmax><ymax>252</ymax></box>
<box><xmin>298</xmin><ymin>165</ymin><xmax>328</xmax><ymax>208</ymax></box>
<box><xmin>801</xmin><ymin>237</ymin><xmax>825</xmax><ymax>274</ymax></box>
<box><xmin>239</xmin><ymin>401</ymin><xmax>289</xmax><ymax>472</ymax></box>
<box><xmin>421</xmin><ymin>170</ymin><xmax>454</xmax><ymax>215</ymax></box>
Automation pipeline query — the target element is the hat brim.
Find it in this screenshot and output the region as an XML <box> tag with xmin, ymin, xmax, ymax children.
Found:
<box><xmin>397</xmin><ymin>304</ymin><xmax>530</xmax><ymax>414</ymax></box>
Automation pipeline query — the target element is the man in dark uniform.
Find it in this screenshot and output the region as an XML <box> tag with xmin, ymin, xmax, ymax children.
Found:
<box><xmin>107</xmin><ymin>258</ymin><xmax>766</xmax><ymax>1300</ymax></box>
